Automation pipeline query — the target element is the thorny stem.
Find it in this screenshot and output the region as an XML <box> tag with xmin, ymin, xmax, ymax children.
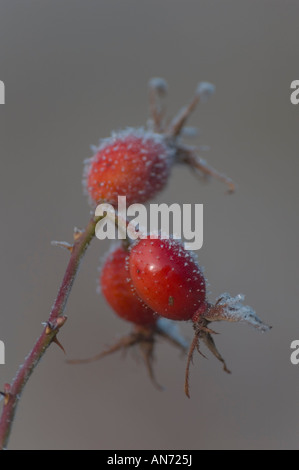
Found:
<box><xmin>0</xmin><ymin>214</ymin><xmax>102</xmax><ymax>449</ymax></box>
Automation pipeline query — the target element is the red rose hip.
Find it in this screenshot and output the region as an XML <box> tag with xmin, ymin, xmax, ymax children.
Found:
<box><xmin>83</xmin><ymin>79</ymin><xmax>235</xmax><ymax>210</ymax></box>
<box><xmin>68</xmin><ymin>244</ymin><xmax>187</xmax><ymax>390</ymax></box>
<box><xmin>128</xmin><ymin>235</ymin><xmax>271</xmax><ymax>397</ymax></box>
<box><xmin>84</xmin><ymin>128</ymin><xmax>173</xmax><ymax>206</ymax></box>
<box><xmin>129</xmin><ymin>238</ymin><xmax>207</xmax><ymax>321</ymax></box>
<box><xmin>101</xmin><ymin>245</ymin><xmax>157</xmax><ymax>326</ymax></box>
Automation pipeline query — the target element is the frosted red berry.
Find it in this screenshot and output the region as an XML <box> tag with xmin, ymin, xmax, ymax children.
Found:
<box><xmin>128</xmin><ymin>234</ymin><xmax>271</xmax><ymax>397</ymax></box>
<box><xmin>100</xmin><ymin>244</ymin><xmax>157</xmax><ymax>326</ymax></box>
<box><xmin>69</xmin><ymin>244</ymin><xmax>187</xmax><ymax>389</ymax></box>
<box><xmin>84</xmin><ymin>129</ymin><xmax>173</xmax><ymax>206</ymax></box>
<box><xmin>129</xmin><ymin>237</ymin><xmax>207</xmax><ymax>322</ymax></box>
<box><xmin>83</xmin><ymin>80</ymin><xmax>235</xmax><ymax>208</ymax></box>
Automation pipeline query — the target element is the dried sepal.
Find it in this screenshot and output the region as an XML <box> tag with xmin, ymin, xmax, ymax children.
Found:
<box><xmin>204</xmin><ymin>294</ymin><xmax>271</xmax><ymax>332</ymax></box>
<box><xmin>67</xmin><ymin>321</ymin><xmax>188</xmax><ymax>391</ymax></box>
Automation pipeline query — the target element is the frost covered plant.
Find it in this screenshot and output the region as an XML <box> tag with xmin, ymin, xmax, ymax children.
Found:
<box><xmin>84</xmin><ymin>77</ymin><xmax>234</xmax><ymax>208</ymax></box>
<box><xmin>0</xmin><ymin>78</ymin><xmax>263</xmax><ymax>449</ymax></box>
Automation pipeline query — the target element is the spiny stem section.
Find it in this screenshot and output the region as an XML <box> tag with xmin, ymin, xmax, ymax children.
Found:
<box><xmin>0</xmin><ymin>214</ymin><xmax>103</xmax><ymax>450</ymax></box>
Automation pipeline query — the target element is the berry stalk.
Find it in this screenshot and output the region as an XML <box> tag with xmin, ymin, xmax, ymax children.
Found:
<box><xmin>0</xmin><ymin>214</ymin><xmax>103</xmax><ymax>449</ymax></box>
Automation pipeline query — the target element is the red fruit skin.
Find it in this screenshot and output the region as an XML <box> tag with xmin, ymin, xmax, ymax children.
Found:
<box><xmin>84</xmin><ymin>128</ymin><xmax>173</xmax><ymax>206</ymax></box>
<box><xmin>129</xmin><ymin>238</ymin><xmax>207</xmax><ymax>322</ymax></box>
<box><xmin>100</xmin><ymin>245</ymin><xmax>157</xmax><ymax>326</ymax></box>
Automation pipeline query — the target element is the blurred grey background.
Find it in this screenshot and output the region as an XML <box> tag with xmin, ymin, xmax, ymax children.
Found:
<box><xmin>0</xmin><ymin>0</ymin><xmax>298</xmax><ymax>450</ymax></box>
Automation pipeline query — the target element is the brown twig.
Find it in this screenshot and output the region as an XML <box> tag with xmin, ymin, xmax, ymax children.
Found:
<box><xmin>0</xmin><ymin>214</ymin><xmax>102</xmax><ymax>449</ymax></box>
